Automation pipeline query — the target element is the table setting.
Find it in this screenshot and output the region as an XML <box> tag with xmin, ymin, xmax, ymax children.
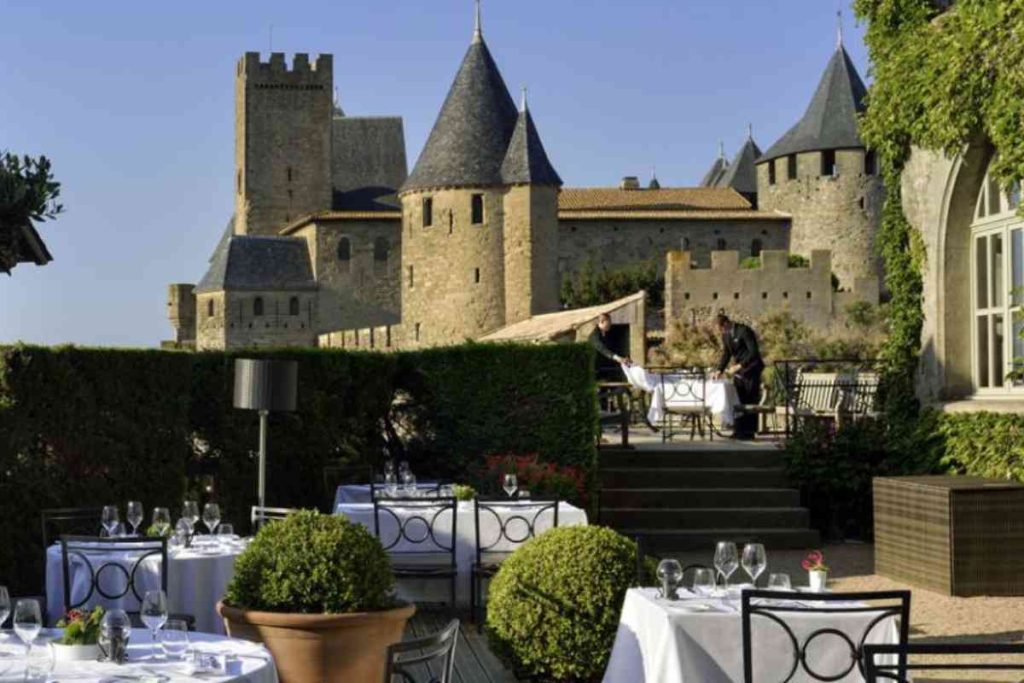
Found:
<box><xmin>620</xmin><ymin>364</ymin><xmax>739</xmax><ymax>427</ymax></box>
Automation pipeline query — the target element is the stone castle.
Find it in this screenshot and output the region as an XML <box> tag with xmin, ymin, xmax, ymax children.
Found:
<box><xmin>167</xmin><ymin>10</ymin><xmax>882</xmax><ymax>352</ymax></box>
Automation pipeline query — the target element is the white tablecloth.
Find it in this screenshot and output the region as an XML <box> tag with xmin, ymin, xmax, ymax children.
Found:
<box><xmin>0</xmin><ymin>628</ymin><xmax>276</xmax><ymax>683</ymax></box>
<box><xmin>603</xmin><ymin>588</ymin><xmax>902</xmax><ymax>683</ymax></box>
<box><xmin>333</xmin><ymin>481</ymin><xmax>440</xmax><ymax>507</ymax></box>
<box><xmin>622</xmin><ymin>365</ymin><xmax>738</xmax><ymax>426</ymax></box>
<box><xmin>45</xmin><ymin>540</ymin><xmax>242</xmax><ymax>634</ymax></box>
<box><xmin>335</xmin><ymin>500</ymin><xmax>587</xmax><ymax>605</ymax></box>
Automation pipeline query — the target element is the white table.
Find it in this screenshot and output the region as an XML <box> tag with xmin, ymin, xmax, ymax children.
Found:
<box><xmin>603</xmin><ymin>588</ymin><xmax>903</xmax><ymax>683</ymax></box>
<box><xmin>335</xmin><ymin>500</ymin><xmax>588</xmax><ymax>605</ymax></box>
<box><xmin>45</xmin><ymin>538</ymin><xmax>243</xmax><ymax>634</ymax></box>
<box><xmin>622</xmin><ymin>365</ymin><xmax>738</xmax><ymax>426</ymax></box>
<box><xmin>333</xmin><ymin>481</ymin><xmax>440</xmax><ymax>507</ymax></box>
<box><xmin>0</xmin><ymin>628</ymin><xmax>276</xmax><ymax>683</ymax></box>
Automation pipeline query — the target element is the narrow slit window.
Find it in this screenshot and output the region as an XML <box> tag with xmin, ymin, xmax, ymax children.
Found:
<box><xmin>253</xmin><ymin>297</ymin><xmax>264</xmax><ymax>317</ymax></box>
<box><xmin>768</xmin><ymin>160</ymin><xmax>776</xmax><ymax>185</ymax></box>
<box><xmin>787</xmin><ymin>154</ymin><xmax>797</xmax><ymax>180</ymax></box>
<box><xmin>864</xmin><ymin>150</ymin><xmax>877</xmax><ymax>176</ymax></box>
<box><xmin>821</xmin><ymin>150</ymin><xmax>836</xmax><ymax>177</ymax></box>
<box><xmin>289</xmin><ymin>296</ymin><xmax>299</xmax><ymax>316</ymax></box>
<box><xmin>471</xmin><ymin>194</ymin><xmax>484</xmax><ymax>225</ymax></box>
<box><xmin>422</xmin><ymin>197</ymin><xmax>433</xmax><ymax>228</ymax></box>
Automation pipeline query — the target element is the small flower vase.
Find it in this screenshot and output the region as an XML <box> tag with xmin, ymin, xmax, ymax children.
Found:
<box><xmin>52</xmin><ymin>642</ymin><xmax>101</xmax><ymax>662</ymax></box>
<box><xmin>808</xmin><ymin>569</ymin><xmax>828</xmax><ymax>592</ymax></box>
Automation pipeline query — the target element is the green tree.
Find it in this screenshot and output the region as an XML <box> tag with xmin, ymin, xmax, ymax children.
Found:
<box><xmin>0</xmin><ymin>152</ymin><xmax>64</xmax><ymax>274</ymax></box>
<box><xmin>560</xmin><ymin>257</ymin><xmax>664</xmax><ymax>309</ymax></box>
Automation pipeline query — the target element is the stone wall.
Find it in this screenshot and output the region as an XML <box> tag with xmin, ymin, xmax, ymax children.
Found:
<box><xmin>195</xmin><ymin>291</ymin><xmax>227</xmax><ymax>350</ymax></box>
<box><xmin>166</xmin><ymin>284</ymin><xmax>196</xmax><ymax>346</ymax></box>
<box><xmin>202</xmin><ymin>289</ymin><xmax>318</xmax><ymax>350</ymax></box>
<box><xmin>757</xmin><ymin>149</ymin><xmax>884</xmax><ymax>288</ymax></box>
<box><xmin>664</xmin><ymin>249</ymin><xmax>879</xmax><ymax>339</ymax></box>
<box><xmin>503</xmin><ymin>185</ymin><xmax>560</xmax><ymax>325</ymax></box>
<box><xmin>235</xmin><ymin>53</ymin><xmax>333</xmax><ymax>236</ymax></box>
<box><xmin>319</xmin><ymin>323</ymin><xmax>407</xmax><ymax>351</ymax></box>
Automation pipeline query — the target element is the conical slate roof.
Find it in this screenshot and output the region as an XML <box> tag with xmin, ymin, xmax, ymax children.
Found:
<box><xmin>716</xmin><ymin>137</ymin><xmax>762</xmax><ymax>196</ymax></box>
<box><xmin>699</xmin><ymin>156</ymin><xmax>728</xmax><ymax>187</ymax></box>
<box><xmin>500</xmin><ymin>105</ymin><xmax>562</xmax><ymax>186</ymax></box>
<box><xmin>760</xmin><ymin>45</ymin><xmax>867</xmax><ymax>163</ymax></box>
<box><xmin>402</xmin><ymin>37</ymin><xmax>518</xmax><ymax>193</ymax></box>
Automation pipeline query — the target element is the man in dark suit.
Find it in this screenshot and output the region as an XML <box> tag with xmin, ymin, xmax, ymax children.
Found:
<box><xmin>712</xmin><ymin>313</ymin><xmax>764</xmax><ymax>440</ymax></box>
<box><xmin>589</xmin><ymin>313</ymin><xmax>632</xmax><ymax>381</ymax></box>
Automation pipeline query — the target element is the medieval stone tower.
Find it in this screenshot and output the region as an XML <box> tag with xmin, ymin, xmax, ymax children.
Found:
<box><xmin>234</xmin><ymin>52</ymin><xmax>334</xmax><ymax>236</ymax></box>
<box><xmin>755</xmin><ymin>40</ymin><xmax>884</xmax><ymax>289</ymax></box>
<box><xmin>398</xmin><ymin>14</ymin><xmax>561</xmax><ymax>346</ymax></box>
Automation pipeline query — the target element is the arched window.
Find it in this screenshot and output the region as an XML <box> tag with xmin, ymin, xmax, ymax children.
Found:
<box><xmin>289</xmin><ymin>296</ymin><xmax>300</xmax><ymax>316</ymax></box>
<box><xmin>373</xmin><ymin>237</ymin><xmax>388</xmax><ymax>262</ymax></box>
<box><xmin>207</xmin><ymin>299</ymin><xmax>215</xmax><ymax>318</ymax></box>
<box><xmin>337</xmin><ymin>236</ymin><xmax>352</xmax><ymax>274</ymax></box>
<box><xmin>751</xmin><ymin>239</ymin><xmax>763</xmax><ymax>258</ymax></box>
<box><xmin>253</xmin><ymin>297</ymin><xmax>264</xmax><ymax>317</ymax></box>
<box><xmin>971</xmin><ymin>156</ymin><xmax>1023</xmax><ymax>392</ymax></box>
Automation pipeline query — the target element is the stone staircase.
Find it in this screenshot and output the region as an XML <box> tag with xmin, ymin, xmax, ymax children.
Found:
<box><xmin>598</xmin><ymin>445</ymin><xmax>819</xmax><ymax>552</ymax></box>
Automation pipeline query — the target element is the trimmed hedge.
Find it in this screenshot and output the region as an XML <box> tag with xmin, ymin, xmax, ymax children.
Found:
<box><xmin>0</xmin><ymin>343</ymin><xmax>598</xmax><ymax>595</ymax></box>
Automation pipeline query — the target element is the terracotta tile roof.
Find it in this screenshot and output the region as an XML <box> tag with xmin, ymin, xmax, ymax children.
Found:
<box><xmin>558</xmin><ymin>209</ymin><xmax>789</xmax><ymax>221</ymax></box>
<box><xmin>281</xmin><ymin>211</ymin><xmax>402</xmax><ymax>234</ymax></box>
<box><xmin>558</xmin><ymin>187</ymin><xmax>751</xmax><ymax>212</ymax></box>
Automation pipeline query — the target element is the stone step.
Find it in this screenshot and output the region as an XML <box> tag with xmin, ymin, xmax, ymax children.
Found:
<box><xmin>622</xmin><ymin>528</ymin><xmax>822</xmax><ymax>552</ymax></box>
<box><xmin>600</xmin><ymin>467</ymin><xmax>789</xmax><ymax>489</ymax></box>
<box><xmin>600</xmin><ymin>448</ymin><xmax>784</xmax><ymax>469</ymax></box>
<box><xmin>600</xmin><ymin>488</ymin><xmax>802</xmax><ymax>509</ymax></box>
<box><xmin>600</xmin><ymin>507</ymin><xmax>810</xmax><ymax>530</ymax></box>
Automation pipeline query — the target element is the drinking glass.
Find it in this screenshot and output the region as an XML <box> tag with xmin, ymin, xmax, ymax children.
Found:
<box><xmin>24</xmin><ymin>642</ymin><xmax>53</xmax><ymax>683</ymax></box>
<box><xmin>692</xmin><ymin>568</ymin><xmax>716</xmax><ymax>597</ymax></box>
<box><xmin>140</xmin><ymin>590</ymin><xmax>168</xmax><ymax>654</ymax></box>
<box><xmin>160</xmin><ymin>620</ymin><xmax>189</xmax><ymax>661</ymax></box>
<box><xmin>13</xmin><ymin>600</ymin><xmax>41</xmax><ymax>653</ymax></box>
<box><xmin>383</xmin><ymin>459</ymin><xmax>395</xmax><ymax>478</ymax></box>
<box><xmin>182</xmin><ymin>501</ymin><xmax>200</xmax><ymax>530</ymax></box>
<box><xmin>126</xmin><ymin>501</ymin><xmax>144</xmax><ymax>536</ymax></box>
<box><xmin>398</xmin><ymin>461</ymin><xmax>410</xmax><ymax>478</ymax></box>
<box><xmin>713</xmin><ymin>541</ymin><xmax>739</xmax><ymax>588</ymax></box>
<box><xmin>219</xmin><ymin>523</ymin><xmax>234</xmax><ymax>537</ymax></box>
<box><xmin>768</xmin><ymin>573</ymin><xmax>792</xmax><ymax>591</ymax></box>
<box><xmin>101</xmin><ymin>505</ymin><xmax>120</xmax><ymax>537</ymax></box>
<box><xmin>656</xmin><ymin>559</ymin><xmax>683</xmax><ymax>599</ymax></box>
<box><xmin>152</xmin><ymin>507</ymin><xmax>172</xmax><ymax>536</ymax></box>
<box><xmin>741</xmin><ymin>543</ymin><xmax>768</xmax><ymax>586</ymax></box>
<box><xmin>174</xmin><ymin>518</ymin><xmax>193</xmax><ymax>546</ymax></box>
<box><xmin>202</xmin><ymin>503</ymin><xmax>221</xmax><ymax>535</ymax></box>
<box><xmin>402</xmin><ymin>472</ymin><xmax>417</xmax><ymax>497</ymax></box>
<box><xmin>0</xmin><ymin>586</ymin><xmax>9</xmax><ymax>629</ymax></box>
<box><xmin>503</xmin><ymin>474</ymin><xmax>518</xmax><ymax>499</ymax></box>
<box><xmin>384</xmin><ymin>473</ymin><xmax>398</xmax><ymax>498</ymax></box>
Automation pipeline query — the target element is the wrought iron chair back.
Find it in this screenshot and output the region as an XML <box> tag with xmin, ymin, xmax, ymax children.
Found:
<box><xmin>383</xmin><ymin>618</ymin><xmax>460</xmax><ymax>683</ymax></box>
<box><xmin>740</xmin><ymin>589</ymin><xmax>910</xmax><ymax>683</ymax></box>
<box><xmin>661</xmin><ymin>369</ymin><xmax>708</xmax><ymax>411</ymax></box>
<box><xmin>59</xmin><ymin>536</ymin><xmax>168</xmax><ymax>613</ymax></box>
<box><xmin>863</xmin><ymin>642</ymin><xmax>1024</xmax><ymax>682</ymax></box>
<box><xmin>474</xmin><ymin>499</ymin><xmax>559</xmax><ymax>567</ymax></box>
<box><xmin>42</xmin><ymin>507</ymin><xmax>102</xmax><ymax>552</ymax></box>
<box><xmin>250</xmin><ymin>505</ymin><xmax>300</xmax><ymax>531</ymax></box>
<box><xmin>373</xmin><ymin>498</ymin><xmax>457</xmax><ymax>567</ymax></box>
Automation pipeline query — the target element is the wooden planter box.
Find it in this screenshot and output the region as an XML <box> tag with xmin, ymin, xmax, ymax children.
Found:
<box><xmin>874</xmin><ymin>476</ymin><xmax>1024</xmax><ymax>596</ymax></box>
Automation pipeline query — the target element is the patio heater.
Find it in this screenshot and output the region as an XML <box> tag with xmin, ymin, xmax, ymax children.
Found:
<box><xmin>233</xmin><ymin>359</ymin><xmax>298</xmax><ymax>527</ymax></box>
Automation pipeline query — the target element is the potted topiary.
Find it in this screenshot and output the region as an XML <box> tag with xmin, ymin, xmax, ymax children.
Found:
<box><xmin>486</xmin><ymin>526</ymin><xmax>638</xmax><ymax>682</ymax></box>
<box><xmin>217</xmin><ymin>510</ymin><xmax>414</xmax><ymax>683</ymax></box>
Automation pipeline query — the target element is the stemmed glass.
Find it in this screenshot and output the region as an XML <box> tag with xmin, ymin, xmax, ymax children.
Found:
<box><xmin>140</xmin><ymin>590</ymin><xmax>168</xmax><ymax>657</ymax></box>
<box><xmin>402</xmin><ymin>472</ymin><xmax>417</xmax><ymax>497</ymax></box>
<box><xmin>384</xmin><ymin>473</ymin><xmax>398</xmax><ymax>498</ymax></box>
<box><xmin>714</xmin><ymin>541</ymin><xmax>739</xmax><ymax>589</ymax></box>
<box><xmin>126</xmin><ymin>501</ymin><xmax>144</xmax><ymax>536</ymax></box>
<box><xmin>383</xmin><ymin>459</ymin><xmax>395</xmax><ymax>480</ymax></box>
<box><xmin>741</xmin><ymin>543</ymin><xmax>767</xmax><ymax>587</ymax></box>
<box><xmin>101</xmin><ymin>506</ymin><xmax>120</xmax><ymax>537</ymax></box>
<box><xmin>182</xmin><ymin>501</ymin><xmax>200</xmax><ymax>533</ymax></box>
<box><xmin>202</xmin><ymin>504</ymin><xmax>221</xmax><ymax>535</ymax></box>
<box><xmin>13</xmin><ymin>599</ymin><xmax>41</xmax><ymax>656</ymax></box>
<box><xmin>0</xmin><ymin>586</ymin><xmax>10</xmax><ymax>628</ymax></box>
<box><xmin>656</xmin><ymin>559</ymin><xmax>683</xmax><ymax>600</ymax></box>
<box><xmin>503</xmin><ymin>474</ymin><xmax>518</xmax><ymax>499</ymax></box>
<box><xmin>152</xmin><ymin>508</ymin><xmax>172</xmax><ymax>536</ymax></box>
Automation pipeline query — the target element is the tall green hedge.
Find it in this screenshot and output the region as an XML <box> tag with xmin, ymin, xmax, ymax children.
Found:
<box><xmin>0</xmin><ymin>343</ymin><xmax>597</xmax><ymax>595</ymax></box>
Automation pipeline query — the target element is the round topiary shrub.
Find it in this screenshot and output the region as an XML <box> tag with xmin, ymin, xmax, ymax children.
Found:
<box><xmin>486</xmin><ymin>525</ymin><xmax>637</xmax><ymax>681</ymax></box>
<box><xmin>223</xmin><ymin>510</ymin><xmax>395</xmax><ymax>614</ymax></box>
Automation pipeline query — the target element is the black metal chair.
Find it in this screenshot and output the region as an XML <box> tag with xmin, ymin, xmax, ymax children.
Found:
<box><xmin>373</xmin><ymin>497</ymin><xmax>458</xmax><ymax>608</ymax></box>
<box><xmin>470</xmin><ymin>499</ymin><xmax>559</xmax><ymax>625</ymax></box>
<box><xmin>58</xmin><ymin>536</ymin><xmax>195</xmax><ymax>629</ymax></box>
<box><xmin>864</xmin><ymin>642</ymin><xmax>1024</xmax><ymax>682</ymax></box>
<box><xmin>661</xmin><ymin>369</ymin><xmax>712</xmax><ymax>442</ymax></box>
<box><xmin>41</xmin><ymin>507</ymin><xmax>102</xmax><ymax>552</ymax></box>
<box><xmin>740</xmin><ymin>589</ymin><xmax>910</xmax><ymax>683</ymax></box>
<box><xmin>250</xmin><ymin>505</ymin><xmax>300</xmax><ymax>531</ymax></box>
<box><xmin>383</xmin><ymin>618</ymin><xmax>460</xmax><ymax>683</ymax></box>
<box><xmin>322</xmin><ymin>463</ymin><xmax>374</xmax><ymax>510</ymax></box>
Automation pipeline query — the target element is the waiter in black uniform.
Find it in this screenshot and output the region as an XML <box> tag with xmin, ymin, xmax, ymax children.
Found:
<box><xmin>712</xmin><ymin>313</ymin><xmax>764</xmax><ymax>440</ymax></box>
<box><xmin>589</xmin><ymin>313</ymin><xmax>632</xmax><ymax>381</ymax></box>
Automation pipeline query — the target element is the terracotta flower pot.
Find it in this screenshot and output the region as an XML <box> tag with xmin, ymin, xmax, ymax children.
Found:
<box><xmin>218</xmin><ymin>601</ymin><xmax>416</xmax><ymax>683</ymax></box>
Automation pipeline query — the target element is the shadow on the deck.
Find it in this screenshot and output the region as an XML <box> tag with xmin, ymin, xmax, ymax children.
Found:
<box><xmin>403</xmin><ymin>608</ymin><xmax>519</xmax><ymax>683</ymax></box>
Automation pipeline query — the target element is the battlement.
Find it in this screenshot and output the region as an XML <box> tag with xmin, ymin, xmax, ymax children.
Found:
<box><xmin>238</xmin><ymin>52</ymin><xmax>333</xmax><ymax>85</ymax></box>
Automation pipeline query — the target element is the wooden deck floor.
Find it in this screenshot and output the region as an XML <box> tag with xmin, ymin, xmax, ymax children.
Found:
<box><xmin>403</xmin><ymin>608</ymin><xmax>519</xmax><ymax>682</ymax></box>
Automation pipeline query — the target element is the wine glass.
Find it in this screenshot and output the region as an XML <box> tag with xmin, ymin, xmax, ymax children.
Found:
<box><xmin>741</xmin><ymin>543</ymin><xmax>768</xmax><ymax>586</ymax></box>
<box><xmin>140</xmin><ymin>590</ymin><xmax>168</xmax><ymax>656</ymax></box>
<box><xmin>126</xmin><ymin>501</ymin><xmax>144</xmax><ymax>536</ymax></box>
<box><xmin>713</xmin><ymin>541</ymin><xmax>739</xmax><ymax>588</ymax></box>
<box><xmin>398</xmin><ymin>461</ymin><xmax>410</xmax><ymax>478</ymax></box>
<box><xmin>182</xmin><ymin>501</ymin><xmax>199</xmax><ymax>531</ymax></box>
<box><xmin>152</xmin><ymin>507</ymin><xmax>172</xmax><ymax>536</ymax></box>
<box><xmin>768</xmin><ymin>573</ymin><xmax>792</xmax><ymax>591</ymax></box>
<box><xmin>0</xmin><ymin>586</ymin><xmax>9</xmax><ymax>628</ymax></box>
<box><xmin>219</xmin><ymin>523</ymin><xmax>234</xmax><ymax>537</ymax></box>
<box><xmin>692</xmin><ymin>568</ymin><xmax>716</xmax><ymax>597</ymax></box>
<box><xmin>383</xmin><ymin>459</ymin><xmax>395</xmax><ymax>478</ymax></box>
<box><xmin>503</xmin><ymin>474</ymin><xmax>518</xmax><ymax>499</ymax></box>
<box><xmin>13</xmin><ymin>600</ymin><xmax>41</xmax><ymax>654</ymax></box>
<box><xmin>202</xmin><ymin>503</ymin><xmax>221</xmax><ymax>535</ymax></box>
<box><xmin>402</xmin><ymin>472</ymin><xmax>417</xmax><ymax>497</ymax></box>
<box><xmin>384</xmin><ymin>473</ymin><xmax>398</xmax><ymax>498</ymax></box>
<box><xmin>656</xmin><ymin>559</ymin><xmax>683</xmax><ymax>599</ymax></box>
<box><xmin>101</xmin><ymin>506</ymin><xmax>120</xmax><ymax>537</ymax></box>
<box><xmin>159</xmin><ymin>620</ymin><xmax>189</xmax><ymax>661</ymax></box>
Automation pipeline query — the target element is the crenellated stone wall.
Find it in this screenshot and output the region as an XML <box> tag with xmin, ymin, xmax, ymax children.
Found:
<box><xmin>196</xmin><ymin>289</ymin><xmax>318</xmax><ymax>350</ymax></box>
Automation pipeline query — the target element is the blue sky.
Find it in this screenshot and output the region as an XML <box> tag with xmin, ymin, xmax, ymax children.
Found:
<box><xmin>0</xmin><ymin>0</ymin><xmax>868</xmax><ymax>347</ymax></box>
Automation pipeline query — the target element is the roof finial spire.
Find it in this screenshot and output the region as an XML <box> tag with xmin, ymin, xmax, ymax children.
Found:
<box><xmin>837</xmin><ymin>9</ymin><xmax>844</xmax><ymax>49</ymax></box>
<box><xmin>747</xmin><ymin>123</ymin><xmax>754</xmax><ymax>141</ymax></box>
<box><xmin>473</xmin><ymin>0</ymin><xmax>483</xmax><ymax>43</ymax></box>
<box><xmin>718</xmin><ymin>140</ymin><xmax>726</xmax><ymax>161</ymax></box>
<box><xmin>520</xmin><ymin>84</ymin><xmax>528</xmax><ymax>113</ymax></box>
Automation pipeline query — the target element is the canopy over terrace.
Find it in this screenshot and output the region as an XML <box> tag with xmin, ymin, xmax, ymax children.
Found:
<box><xmin>480</xmin><ymin>291</ymin><xmax>645</xmax><ymax>361</ymax></box>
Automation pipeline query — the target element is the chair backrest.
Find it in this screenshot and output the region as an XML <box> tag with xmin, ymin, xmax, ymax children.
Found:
<box><xmin>59</xmin><ymin>536</ymin><xmax>168</xmax><ymax>614</ymax></box>
<box><xmin>795</xmin><ymin>372</ymin><xmax>843</xmax><ymax>412</ymax></box>
<box><xmin>863</xmin><ymin>642</ymin><xmax>1024</xmax><ymax>682</ymax></box>
<box><xmin>323</xmin><ymin>464</ymin><xmax>374</xmax><ymax>509</ymax></box>
<box><xmin>848</xmin><ymin>371</ymin><xmax>881</xmax><ymax>415</ymax></box>
<box><xmin>250</xmin><ymin>506</ymin><xmax>299</xmax><ymax>530</ymax></box>
<box><xmin>474</xmin><ymin>499</ymin><xmax>559</xmax><ymax>567</ymax></box>
<box><xmin>373</xmin><ymin>498</ymin><xmax>457</xmax><ymax>566</ymax></box>
<box><xmin>41</xmin><ymin>507</ymin><xmax>102</xmax><ymax>551</ymax></box>
<box><xmin>741</xmin><ymin>589</ymin><xmax>911</xmax><ymax>683</ymax></box>
<box><xmin>383</xmin><ymin>618</ymin><xmax>460</xmax><ymax>683</ymax></box>
<box><xmin>661</xmin><ymin>369</ymin><xmax>707</xmax><ymax>407</ymax></box>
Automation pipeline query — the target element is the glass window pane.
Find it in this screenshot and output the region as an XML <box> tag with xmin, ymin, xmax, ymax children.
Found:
<box><xmin>1013</xmin><ymin>314</ymin><xmax>1024</xmax><ymax>385</ymax></box>
<box><xmin>992</xmin><ymin>233</ymin><xmax>1004</xmax><ymax>306</ymax></box>
<box><xmin>978</xmin><ymin>185</ymin><xmax>988</xmax><ymax>219</ymax></box>
<box><xmin>978</xmin><ymin>316</ymin><xmax>990</xmax><ymax>388</ymax></box>
<box><xmin>1009</xmin><ymin>182</ymin><xmax>1021</xmax><ymax>211</ymax></box>
<box><xmin>1013</xmin><ymin>229</ymin><xmax>1024</xmax><ymax>306</ymax></box>
<box><xmin>989</xmin><ymin>175</ymin><xmax>1002</xmax><ymax>216</ymax></box>
<box><xmin>994</xmin><ymin>314</ymin><xmax>1005</xmax><ymax>387</ymax></box>
<box><xmin>976</xmin><ymin>235</ymin><xmax>989</xmax><ymax>309</ymax></box>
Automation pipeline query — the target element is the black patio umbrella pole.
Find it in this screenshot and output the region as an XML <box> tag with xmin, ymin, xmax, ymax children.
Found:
<box><xmin>233</xmin><ymin>359</ymin><xmax>298</xmax><ymax>527</ymax></box>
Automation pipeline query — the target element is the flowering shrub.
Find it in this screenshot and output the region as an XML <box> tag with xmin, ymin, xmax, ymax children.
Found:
<box><xmin>474</xmin><ymin>454</ymin><xmax>588</xmax><ymax>507</ymax></box>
